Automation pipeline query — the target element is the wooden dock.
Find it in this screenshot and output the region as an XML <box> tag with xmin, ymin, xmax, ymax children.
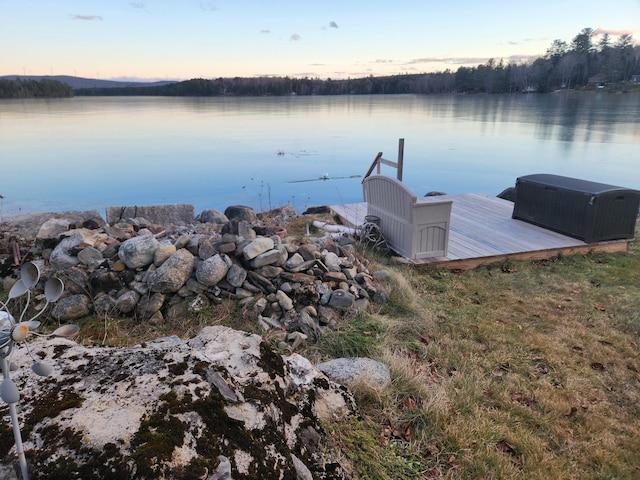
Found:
<box><xmin>330</xmin><ymin>193</ymin><xmax>632</xmax><ymax>270</ymax></box>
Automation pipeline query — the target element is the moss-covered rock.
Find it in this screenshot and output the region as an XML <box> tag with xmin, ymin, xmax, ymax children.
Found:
<box><xmin>0</xmin><ymin>326</ymin><xmax>357</xmax><ymax>479</ymax></box>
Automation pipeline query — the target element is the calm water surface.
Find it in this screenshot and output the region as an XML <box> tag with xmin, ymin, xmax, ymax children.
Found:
<box><xmin>1</xmin><ymin>93</ymin><xmax>639</xmax><ymax>218</ymax></box>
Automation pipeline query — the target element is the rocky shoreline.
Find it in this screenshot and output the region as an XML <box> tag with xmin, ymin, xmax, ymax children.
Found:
<box><xmin>1</xmin><ymin>203</ymin><xmax>387</xmax><ymax>352</ymax></box>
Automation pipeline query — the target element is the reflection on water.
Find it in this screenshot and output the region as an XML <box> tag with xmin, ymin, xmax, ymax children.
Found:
<box><xmin>0</xmin><ymin>93</ymin><xmax>638</xmax><ymax>217</ymax></box>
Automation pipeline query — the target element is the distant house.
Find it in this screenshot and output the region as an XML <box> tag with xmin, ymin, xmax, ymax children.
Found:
<box><xmin>631</xmin><ymin>75</ymin><xmax>640</xmax><ymax>84</ymax></box>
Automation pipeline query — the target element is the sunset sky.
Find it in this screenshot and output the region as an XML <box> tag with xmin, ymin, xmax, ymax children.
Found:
<box><xmin>2</xmin><ymin>0</ymin><xmax>639</xmax><ymax>81</ymax></box>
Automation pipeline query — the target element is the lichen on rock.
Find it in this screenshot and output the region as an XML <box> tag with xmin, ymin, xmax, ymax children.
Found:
<box><xmin>0</xmin><ymin>326</ymin><xmax>356</xmax><ymax>479</ymax></box>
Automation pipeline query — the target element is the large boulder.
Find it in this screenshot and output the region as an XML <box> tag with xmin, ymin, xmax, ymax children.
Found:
<box><xmin>0</xmin><ymin>327</ymin><xmax>356</xmax><ymax>479</ymax></box>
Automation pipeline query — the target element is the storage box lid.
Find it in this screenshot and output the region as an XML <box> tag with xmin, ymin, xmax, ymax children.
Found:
<box><xmin>516</xmin><ymin>174</ymin><xmax>640</xmax><ymax>196</ymax></box>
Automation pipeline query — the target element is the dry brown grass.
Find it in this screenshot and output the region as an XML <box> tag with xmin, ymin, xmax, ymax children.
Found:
<box><xmin>332</xmin><ymin>230</ymin><xmax>640</xmax><ymax>479</ymax></box>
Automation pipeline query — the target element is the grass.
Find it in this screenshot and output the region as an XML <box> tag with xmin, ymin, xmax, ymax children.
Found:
<box><xmin>3</xmin><ymin>223</ymin><xmax>640</xmax><ymax>479</ymax></box>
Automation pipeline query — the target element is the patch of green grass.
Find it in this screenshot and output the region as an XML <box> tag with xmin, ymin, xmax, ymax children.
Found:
<box><xmin>306</xmin><ymin>310</ymin><xmax>384</xmax><ymax>361</ymax></box>
<box><xmin>322</xmin><ymin>418</ymin><xmax>431</xmax><ymax>479</ymax></box>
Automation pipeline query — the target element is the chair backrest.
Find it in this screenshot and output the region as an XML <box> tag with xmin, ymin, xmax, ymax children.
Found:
<box><xmin>363</xmin><ymin>175</ymin><xmax>416</xmax><ymax>221</ymax></box>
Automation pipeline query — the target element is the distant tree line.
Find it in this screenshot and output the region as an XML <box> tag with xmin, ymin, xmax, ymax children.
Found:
<box><xmin>4</xmin><ymin>28</ymin><xmax>638</xmax><ymax>99</ymax></box>
<box><xmin>0</xmin><ymin>78</ymin><xmax>73</xmax><ymax>98</ymax></box>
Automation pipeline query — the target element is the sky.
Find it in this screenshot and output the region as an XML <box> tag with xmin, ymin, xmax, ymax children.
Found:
<box><xmin>1</xmin><ymin>0</ymin><xmax>639</xmax><ymax>82</ymax></box>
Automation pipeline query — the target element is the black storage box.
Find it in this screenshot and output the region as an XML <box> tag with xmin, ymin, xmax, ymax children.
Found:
<box><xmin>512</xmin><ymin>174</ymin><xmax>640</xmax><ymax>243</ymax></box>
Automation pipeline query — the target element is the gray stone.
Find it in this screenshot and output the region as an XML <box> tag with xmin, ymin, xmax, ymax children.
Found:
<box><xmin>62</xmin><ymin>266</ymin><xmax>90</xmax><ymax>294</ymax></box>
<box><xmin>136</xmin><ymin>292</ymin><xmax>165</xmax><ymax>318</ymax></box>
<box><xmin>36</xmin><ymin>218</ymin><xmax>71</xmax><ymax>240</ymax></box>
<box><xmin>115</xmin><ymin>290</ymin><xmax>140</xmax><ymax>313</ymax></box>
<box><xmin>198</xmin><ymin>239</ymin><xmax>217</xmax><ymax>260</ymax></box>
<box><xmin>317</xmin><ymin>357</ymin><xmax>391</xmax><ymax>389</ymax></box>
<box><xmin>130</xmin><ymin>281</ymin><xmax>149</xmax><ymax>296</ymax></box>
<box><xmin>323</xmin><ymin>251</ymin><xmax>342</xmax><ymax>272</ymax></box>
<box><xmin>153</xmin><ymin>242</ymin><xmax>176</xmax><ymax>266</ymax></box>
<box><xmin>226</xmin><ymin>264</ymin><xmax>247</xmax><ymax>288</ymax></box>
<box><xmin>174</xmin><ymin>234</ymin><xmax>191</xmax><ymax>249</ymax></box>
<box><xmin>342</xmin><ymin>266</ymin><xmax>358</xmax><ymax>280</ymax></box>
<box><xmin>117</xmin><ymin>235</ymin><xmax>160</xmax><ymax>269</ymax></box>
<box><xmin>243</xmin><ymin>237</ymin><xmax>274</xmax><ymax>260</ymax></box>
<box><xmin>195</xmin><ymin>254</ymin><xmax>230</xmax><ymax>286</ymax></box>
<box><xmin>298</xmin><ymin>308</ymin><xmax>321</xmax><ymax>342</ymax></box>
<box><xmin>93</xmin><ymin>294</ymin><xmax>116</xmax><ymax>316</ymax></box>
<box><xmin>223</xmin><ymin>205</ymin><xmax>257</xmax><ymax>223</ymax></box>
<box><xmin>373</xmin><ymin>269</ymin><xmax>391</xmax><ymax>281</ymax></box>
<box><xmin>106</xmin><ymin>204</ymin><xmax>195</xmax><ymax>225</ymax></box>
<box><xmin>250</xmin><ymin>248</ymin><xmax>282</xmax><ymax>268</ymax></box>
<box><xmin>77</xmin><ymin>246</ymin><xmax>104</xmax><ymax>268</ymax></box>
<box><xmin>328</xmin><ymin>289</ymin><xmax>355</xmax><ymax>310</ymax></box>
<box><xmin>196</xmin><ymin>208</ymin><xmax>228</xmax><ymax>224</ymax></box>
<box><xmin>148</xmin><ymin>248</ymin><xmax>195</xmax><ymax>293</ymax></box>
<box><xmin>49</xmin><ymin>233</ymin><xmax>83</xmax><ymax>270</ymax></box>
<box><xmin>51</xmin><ymin>294</ymin><xmax>91</xmax><ymax>321</ymax></box>
<box><xmin>372</xmin><ymin>292</ymin><xmax>388</xmax><ymax>305</ymax></box>
<box><xmin>285</xmin><ymin>252</ymin><xmax>305</xmax><ymax>270</ymax></box>
<box><xmin>276</xmin><ymin>290</ymin><xmax>294</xmax><ymax>311</ymax></box>
<box><xmin>237</xmin><ymin>220</ymin><xmax>257</xmax><ymax>240</ymax></box>
<box><xmin>255</xmin><ymin>265</ymin><xmax>283</xmax><ymax>278</ymax></box>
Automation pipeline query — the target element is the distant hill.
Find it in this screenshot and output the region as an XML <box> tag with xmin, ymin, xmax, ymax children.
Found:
<box><xmin>0</xmin><ymin>75</ymin><xmax>177</xmax><ymax>90</ymax></box>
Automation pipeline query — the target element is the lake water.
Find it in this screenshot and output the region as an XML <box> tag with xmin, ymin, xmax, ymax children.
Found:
<box><xmin>1</xmin><ymin>93</ymin><xmax>639</xmax><ymax>219</ymax></box>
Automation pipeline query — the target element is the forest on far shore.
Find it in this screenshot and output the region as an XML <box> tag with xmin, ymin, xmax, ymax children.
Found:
<box><xmin>2</xmin><ymin>28</ymin><xmax>639</xmax><ymax>99</ymax></box>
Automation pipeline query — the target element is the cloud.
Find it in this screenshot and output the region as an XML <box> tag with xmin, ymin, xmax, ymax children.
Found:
<box><xmin>372</xmin><ymin>59</ymin><xmax>394</xmax><ymax>64</ymax></box>
<box><xmin>260</xmin><ymin>29</ymin><xmax>270</xmax><ymax>34</ymax></box>
<box><xmin>593</xmin><ymin>27</ymin><xmax>634</xmax><ymax>37</ymax></box>
<box><xmin>407</xmin><ymin>54</ymin><xmax>538</xmax><ymax>67</ymax></box>
<box><xmin>407</xmin><ymin>56</ymin><xmax>490</xmax><ymax>65</ymax></box>
<box><xmin>329</xmin><ymin>21</ymin><xmax>338</xmax><ymax>29</ymax></box>
<box><xmin>129</xmin><ymin>2</ymin><xmax>144</xmax><ymax>8</ymax></box>
<box><xmin>290</xmin><ymin>33</ymin><xmax>301</xmax><ymax>41</ymax></box>
<box><xmin>69</xmin><ymin>14</ymin><xmax>103</xmax><ymax>21</ymax></box>
<box><xmin>507</xmin><ymin>37</ymin><xmax>548</xmax><ymax>46</ymax></box>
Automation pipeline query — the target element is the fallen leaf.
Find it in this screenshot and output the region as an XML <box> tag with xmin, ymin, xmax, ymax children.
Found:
<box><xmin>402</xmin><ymin>423</ymin><xmax>415</xmax><ymax>441</ymax></box>
<box><xmin>594</xmin><ymin>304</ymin><xmax>606</xmax><ymax>311</ymax></box>
<box><xmin>591</xmin><ymin>362</ymin><xmax>605</xmax><ymax>371</ymax></box>
<box><xmin>423</xmin><ymin>466</ymin><xmax>442</xmax><ymax>478</ymax></box>
<box><xmin>496</xmin><ymin>440</ymin><xmax>517</xmax><ymax>456</ymax></box>
<box><xmin>401</xmin><ymin>397</ymin><xmax>418</xmax><ymax>411</ymax></box>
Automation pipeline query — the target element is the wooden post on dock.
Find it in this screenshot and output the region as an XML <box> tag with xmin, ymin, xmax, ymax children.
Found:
<box><xmin>397</xmin><ymin>138</ymin><xmax>404</xmax><ymax>181</ymax></box>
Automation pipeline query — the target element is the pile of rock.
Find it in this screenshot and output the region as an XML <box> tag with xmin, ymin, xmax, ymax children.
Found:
<box><xmin>2</xmin><ymin>204</ymin><xmax>386</xmax><ymax>350</ymax></box>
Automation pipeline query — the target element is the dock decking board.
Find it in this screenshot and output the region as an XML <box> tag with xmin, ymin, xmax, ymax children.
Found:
<box><xmin>329</xmin><ymin>193</ymin><xmax>631</xmax><ymax>269</ymax></box>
